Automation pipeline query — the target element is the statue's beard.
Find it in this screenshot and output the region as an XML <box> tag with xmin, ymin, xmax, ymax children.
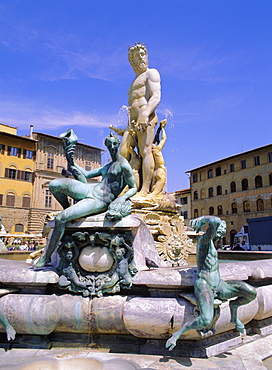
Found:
<box><xmin>133</xmin><ymin>60</ymin><xmax>148</xmax><ymax>73</ymax></box>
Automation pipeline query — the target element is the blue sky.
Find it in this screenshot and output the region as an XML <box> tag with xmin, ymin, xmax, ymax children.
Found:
<box><xmin>0</xmin><ymin>0</ymin><xmax>271</xmax><ymax>192</ymax></box>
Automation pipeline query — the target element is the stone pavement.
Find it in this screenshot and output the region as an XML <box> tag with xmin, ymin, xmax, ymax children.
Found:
<box><xmin>0</xmin><ymin>333</ymin><xmax>272</xmax><ymax>369</ymax></box>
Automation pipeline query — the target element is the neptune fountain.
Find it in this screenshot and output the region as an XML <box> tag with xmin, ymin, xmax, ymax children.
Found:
<box><xmin>0</xmin><ymin>43</ymin><xmax>271</xmax><ymax>369</ymax></box>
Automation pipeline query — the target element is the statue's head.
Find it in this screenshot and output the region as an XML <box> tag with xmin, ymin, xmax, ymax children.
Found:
<box><xmin>128</xmin><ymin>43</ymin><xmax>148</xmax><ymax>73</ymax></box>
<box><xmin>66</xmin><ymin>250</ymin><xmax>73</xmax><ymax>260</ymax></box>
<box><xmin>214</xmin><ymin>220</ymin><xmax>227</xmax><ymax>241</ymax></box>
<box><xmin>104</xmin><ymin>133</ymin><xmax>120</xmax><ymax>156</ymax></box>
<box><xmin>116</xmin><ymin>246</ymin><xmax>126</xmax><ymax>260</ymax></box>
<box><xmin>105</xmin><ymin>132</ymin><xmax>120</xmax><ymax>146</ymax></box>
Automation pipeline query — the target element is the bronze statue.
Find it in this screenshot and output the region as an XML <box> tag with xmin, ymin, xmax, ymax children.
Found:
<box><xmin>166</xmin><ymin>215</ymin><xmax>257</xmax><ymax>351</ymax></box>
<box><xmin>35</xmin><ymin>131</ymin><xmax>137</xmax><ymax>268</ymax></box>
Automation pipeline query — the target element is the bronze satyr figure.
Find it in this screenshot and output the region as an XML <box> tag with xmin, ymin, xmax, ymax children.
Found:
<box><xmin>166</xmin><ymin>215</ymin><xmax>257</xmax><ymax>351</ymax></box>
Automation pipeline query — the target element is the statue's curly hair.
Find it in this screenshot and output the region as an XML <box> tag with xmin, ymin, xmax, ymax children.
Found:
<box><xmin>128</xmin><ymin>42</ymin><xmax>148</xmax><ymax>66</ymax></box>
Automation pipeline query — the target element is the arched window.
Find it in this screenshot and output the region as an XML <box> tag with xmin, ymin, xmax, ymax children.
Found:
<box><xmin>193</xmin><ymin>174</ymin><xmax>198</xmax><ymax>183</ymax></box>
<box><xmin>231</xmin><ymin>202</ymin><xmax>237</xmax><ymax>214</ymax></box>
<box><xmin>207</xmin><ymin>169</ymin><xmax>213</xmax><ymax>179</ymax></box>
<box><xmin>200</xmin><ymin>189</ymin><xmax>205</xmax><ymax>199</ymax></box>
<box><xmin>217</xmin><ymin>185</ymin><xmax>222</xmax><ymax>196</ymax></box>
<box><xmin>6</xmin><ymin>192</ymin><xmax>15</xmax><ymax>207</ymax></box>
<box><xmin>242</xmin><ymin>178</ymin><xmax>249</xmax><ymax>191</ymax></box>
<box><xmin>22</xmin><ymin>195</ymin><xmax>31</xmax><ymax>208</ymax></box>
<box><xmin>209</xmin><ymin>206</ymin><xmax>214</xmax><ymax>215</ymax></box>
<box><xmin>256</xmin><ymin>198</ymin><xmax>264</xmax><ymax>211</ymax></box>
<box><xmin>15</xmin><ymin>224</ymin><xmax>24</xmax><ymax>232</ymax></box>
<box><xmin>243</xmin><ymin>200</ymin><xmax>250</xmax><ymax>213</ymax></box>
<box><xmin>230</xmin><ymin>230</ymin><xmax>237</xmax><ymax>246</ymax></box>
<box><xmin>208</xmin><ymin>187</ymin><xmax>213</xmax><ymax>197</ymax></box>
<box><xmin>230</xmin><ymin>181</ymin><xmax>236</xmax><ymax>193</ymax></box>
<box><xmin>217</xmin><ymin>205</ymin><xmax>223</xmax><ymax>215</ymax></box>
<box><xmin>216</xmin><ymin>167</ymin><xmax>221</xmax><ymax>176</ymax></box>
<box><xmin>194</xmin><ymin>209</ymin><xmax>199</xmax><ymax>218</ymax></box>
<box><xmin>193</xmin><ymin>191</ymin><xmax>198</xmax><ymax>200</ymax></box>
<box><xmin>255</xmin><ymin>175</ymin><xmax>263</xmax><ymax>188</ymax></box>
<box><xmin>270</xmin><ymin>173</ymin><xmax>272</xmax><ymax>186</ymax></box>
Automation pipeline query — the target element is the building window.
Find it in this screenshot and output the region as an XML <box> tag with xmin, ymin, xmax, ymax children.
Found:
<box><xmin>216</xmin><ymin>185</ymin><xmax>222</xmax><ymax>196</ymax></box>
<box><xmin>193</xmin><ymin>191</ymin><xmax>198</xmax><ymax>200</ymax></box>
<box><xmin>230</xmin><ymin>163</ymin><xmax>234</xmax><ymax>172</ymax></box>
<box><xmin>8</xmin><ymin>146</ymin><xmax>21</xmax><ymax>157</ymax></box>
<box><xmin>243</xmin><ymin>200</ymin><xmax>250</xmax><ymax>213</ymax></box>
<box><xmin>256</xmin><ymin>198</ymin><xmax>264</xmax><ymax>211</ymax></box>
<box><xmin>209</xmin><ymin>206</ymin><xmax>214</xmax><ymax>215</ymax></box>
<box><xmin>231</xmin><ymin>202</ymin><xmax>237</xmax><ymax>214</ymax></box>
<box><xmin>241</xmin><ymin>178</ymin><xmax>249</xmax><ymax>191</ymax></box>
<box><xmin>180</xmin><ymin>197</ymin><xmax>188</xmax><ymax>205</ymax></box>
<box><xmin>217</xmin><ymin>205</ymin><xmax>223</xmax><ymax>215</ymax></box>
<box><xmin>15</xmin><ymin>224</ymin><xmax>24</xmax><ymax>232</ymax></box>
<box><xmin>194</xmin><ymin>209</ymin><xmax>199</xmax><ymax>218</ymax></box>
<box><xmin>270</xmin><ymin>173</ymin><xmax>272</xmax><ymax>186</ymax></box>
<box><xmin>192</xmin><ymin>174</ymin><xmax>198</xmax><ymax>183</ymax></box>
<box><xmin>85</xmin><ymin>160</ymin><xmax>91</xmax><ymax>171</ymax></box>
<box><xmin>6</xmin><ymin>193</ymin><xmax>15</xmax><ymax>207</ymax></box>
<box><xmin>182</xmin><ymin>211</ymin><xmax>188</xmax><ymax>219</ymax></box>
<box><xmin>24</xmin><ymin>171</ymin><xmax>32</xmax><ymax>182</ymax></box>
<box><xmin>0</xmin><ymin>194</ymin><xmax>2</xmax><ymax>205</ymax></box>
<box><xmin>0</xmin><ymin>144</ymin><xmax>5</xmax><ymax>154</ymax></box>
<box><xmin>230</xmin><ymin>181</ymin><xmax>236</xmax><ymax>193</ymax></box>
<box><xmin>208</xmin><ymin>187</ymin><xmax>213</xmax><ymax>197</ymax></box>
<box><xmin>207</xmin><ymin>169</ymin><xmax>213</xmax><ymax>179</ymax></box>
<box><xmin>45</xmin><ymin>190</ymin><xmax>52</xmax><ymax>208</ymax></box>
<box><xmin>24</xmin><ymin>150</ymin><xmax>33</xmax><ymax>159</ymax></box>
<box><xmin>215</xmin><ymin>167</ymin><xmax>221</xmax><ymax>176</ymax></box>
<box><xmin>9</xmin><ymin>169</ymin><xmax>17</xmax><ymax>179</ymax></box>
<box><xmin>22</xmin><ymin>195</ymin><xmax>31</xmax><ymax>208</ymax></box>
<box><xmin>241</xmin><ymin>160</ymin><xmax>246</xmax><ymax>169</ymax></box>
<box><xmin>254</xmin><ymin>156</ymin><xmax>260</xmax><ymax>166</ymax></box>
<box><xmin>47</xmin><ymin>153</ymin><xmax>54</xmax><ymax>170</ymax></box>
<box><xmin>269</xmin><ymin>153</ymin><xmax>272</xmax><ymax>162</ymax></box>
<box><xmin>255</xmin><ymin>175</ymin><xmax>263</xmax><ymax>188</ymax></box>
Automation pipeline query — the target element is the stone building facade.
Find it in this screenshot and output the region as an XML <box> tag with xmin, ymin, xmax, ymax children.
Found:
<box><xmin>0</xmin><ymin>124</ymin><xmax>36</xmax><ymax>235</ymax></box>
<box><xmin>186</xmin><ymin>144</ymin><xmax>272</xmax><ymax>245</ymax></box>
<box><xmin>0</xmin><ymin>124</ymin><xmax>102</xmax><ymax>238</ymax></box>
<box><xmin>28</xmin><ymin>131</ymin><xmax>102</xmax><ymax>235</ymax></box>
<box><xmin>169</xmin><ymin>188</ymin><xmax>191</xmax><ymax>226</ymax></box>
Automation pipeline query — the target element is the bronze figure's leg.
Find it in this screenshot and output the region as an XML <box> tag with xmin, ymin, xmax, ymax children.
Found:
<box><xmin>166</xmin><ymin>278</ymin><xmax>214</xmax><ymax>351</ymax></box>
<box><xmin>218</xmin><ymin>280</ymin><xmax>257</xmax><ymax>333</ymax></box>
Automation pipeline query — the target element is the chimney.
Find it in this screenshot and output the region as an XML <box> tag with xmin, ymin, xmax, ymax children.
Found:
<box><xmin>29</xmin><ymin>125</ymin><xmax>33</xmax><ymax>138</ymax></box>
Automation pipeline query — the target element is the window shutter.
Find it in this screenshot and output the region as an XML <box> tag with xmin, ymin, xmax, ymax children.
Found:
<box><xmin>17</xmin><ymin>148</ymin><xmax>21</xmax><ymax>158</ymax></box>
<box><xmin>4</xmin><ymin>168</ymin><xmax>8</xmax><ymax>178</ymax></box>
<box><xmin>7</xmin><ymin>146</ymin><xmax>11</xmax><ymax>156</ymax></box>
<box><xmin>32</xmin><ymin>151</ymin><xmax>36</xmax><ymax>160</ymax></box>
<box><xmin>23</xmin><ymin>149</ymin><xmax>26</xmax><ymax>158</ymax></box>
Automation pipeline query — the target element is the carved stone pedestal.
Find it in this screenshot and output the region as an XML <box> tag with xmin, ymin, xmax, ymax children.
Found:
<box><xmin>131</xmin><ymin>197</ymin><xmax>193</xmax><ymax>266</ymax></box>
<box><xmin>47</xmin><ymin>214</ymin><xmax>162</xmax><ymax>297</ymax></box>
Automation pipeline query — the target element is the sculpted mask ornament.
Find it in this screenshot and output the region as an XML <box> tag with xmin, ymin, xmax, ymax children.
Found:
<box><xmin>57</xmin><ymin>231</ymin><xmax>137</xmax><ymax>297</ymax></box>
